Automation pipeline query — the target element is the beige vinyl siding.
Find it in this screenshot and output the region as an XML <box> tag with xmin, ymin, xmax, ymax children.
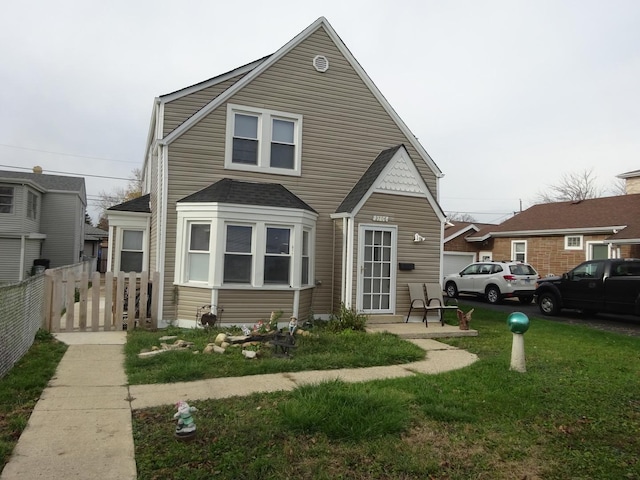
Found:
<box><xmin>353</xmin><ymin>192</ymin><xmax>441</xmax><ymax>315</ymax></box>
<box><xmin>297</xmin><ymin>287</ymin><xmax>313</xmax><ymax>322</ymax></box>
<box><xmin>163</xmin><ymin>75</ymin><xmax>247</xmax><ymax>136</ymax></box>
<box><xmin>217</xmin><ymin>290</ymin><xmax>295</xmax><ymax>325</ymax></box>
<box><xmin>176</xmin><ymin>286</ymin><xmax>211</xmax><ymax>321</ymax></box>
<box><xmin>161</xmin><ymin>27</ymin><xmax>440</xmax><ymax>320</ymax></box>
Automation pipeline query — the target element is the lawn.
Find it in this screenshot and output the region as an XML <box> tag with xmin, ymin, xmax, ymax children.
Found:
<box><xmin>131</xmin><ymin>305</ymin><xmax>640</xmax><ymax>480</ymax></box>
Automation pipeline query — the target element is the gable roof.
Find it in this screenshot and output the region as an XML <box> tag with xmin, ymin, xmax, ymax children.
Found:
<box><xmin>107</xmin><ymin>194</ymin><xmax>151</xmax><ymax>213</ymax></box>
<box><xmin>157</xmin><ymin>17</ymin><xmax>442</xmax><ymax>179</ymax></box>
<box><xmin>443</xmin><ymin>221</ymin><xmax>496</xmax><ymax>243</ymax></box>
<box><xmin>333</xmin><ymin>145</ymin><xmax>444</xmax><ymax>221</ymax></box>
<box><xmin>178</xmin><ymin>178</ymin><xmax>316</xmax><ymax>213</ymax></box>
<box><xmin>0</xmin><ymin>170</ymin><xmax>85</xmax><ymax>194</ymax></box>
<box><xmin>84</xmin><ymin>225</ymin><xmax>108</xmax><ymax>241</ymax></box>
<box><xmin>467</xmin><ymin>194</ymin><xmax>640</xmax><ymax>241</ymax></box>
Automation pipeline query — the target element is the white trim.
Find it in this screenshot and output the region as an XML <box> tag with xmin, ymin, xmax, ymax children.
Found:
<box><xmin>345</xmin><ymin>217</ymin><xmax>355</xmax><ymax>308</ymax></box>
<box><xmin>586</xmin><ymin>241</ymin><xmax>610</xmax><ymax>260</ymax></box>
<box><xmin>564</xmin><ymin>234</ymin><xmax>583</xmax><ymax>250</ymax></box>
<box><xmin>511</xmin><ymin>239</ymin><xmax>527</xmax><ymax>263</ymax></box>
<box><xmin>224</xmin><ymin>104</ymin><xmax>303</xmax><ymax>176</ymax></box>
<box><xmin>159</xmin><ymin>17</ymin><xmax>442</xmax><ymax>178</ymax></box>
<box><xmin>356</xmin><ymin>224</ymin><xmax>397</xmax><ymax>314</ymax></box>
<box><xmin>443</xmin><ymin>224</ymin><xmax>481</xmax><ymax>244</ymax></box>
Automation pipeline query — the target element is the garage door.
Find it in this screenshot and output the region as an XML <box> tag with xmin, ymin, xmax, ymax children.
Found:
<box><xmin>443</xmin><ymin>253</ymin><xmax>475</xmax><ymax>278</ymax></box>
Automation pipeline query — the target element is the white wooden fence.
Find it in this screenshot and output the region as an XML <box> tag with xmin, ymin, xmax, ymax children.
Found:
<box><xmin>44</xmin><ymin>270</ymin><xmax>160</xmax><ymax>332</ymax></box>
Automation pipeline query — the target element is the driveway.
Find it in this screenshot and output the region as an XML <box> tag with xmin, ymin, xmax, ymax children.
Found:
<box><xmin>456</xmin><ymin>295</ymin><xmax>640</xmax><ymax>337</ymax></box>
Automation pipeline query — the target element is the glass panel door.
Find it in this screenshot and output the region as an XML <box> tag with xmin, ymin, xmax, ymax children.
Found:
<box><xmin>359</xmin><ymin>226</ymin><xmax>396</xmax><ymax>313</ymax></box>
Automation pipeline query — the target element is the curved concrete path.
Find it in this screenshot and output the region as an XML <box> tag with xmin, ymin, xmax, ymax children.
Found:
<box><xmin>1</xmin><ymin>330</ymin><xmax>477</xmax><ymax>480</ymax></box>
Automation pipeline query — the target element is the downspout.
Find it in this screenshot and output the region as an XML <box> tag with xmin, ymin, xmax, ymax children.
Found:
<box><xmin>345</xmin><ymin>217</ymin><xmax>354</xmax><ymax>309</ymax></box>
<box><xmin>19</xmin><ymin>234</ymin><xmax>26</xmax><ymax>281</ymax></box>
<box><xmin>331</xmin><ymin>219</ymin><xmax>335</xmax><ymax>313</ymax></box>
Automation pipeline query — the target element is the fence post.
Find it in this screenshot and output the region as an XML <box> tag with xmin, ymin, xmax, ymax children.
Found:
<box><xmin>127</xmin><ymin>272</ymin><xmax>136</xmax><ymax>331</ymax></box>
<box><xmin>150</xmin><ymin>271</ymin><xmax>160</xmax><ymax>330</ymax></box>
<box><xmin>115</xmin><ymin>272</ymin><xmax>125</xmax><ymax>331</ymax></box>
<box><xmin>139</xmin><ymin>271</ymin><xmax>149</xmax><ymax>326</ymax></box>
<box><xmin>79</xmin><ymin>271</ymin><xmax>88</xmax><ymax>331</ymax></box>
<box><xmin>43</xmin><ymin>271</ymin><xmax>53</xmax><ymax>331</ymax></box>
<box><xmin>64</xmin><ymin>271</ymin><xmax>75</xmax><ymax>332</ymax></box>
<box><xmin>91</xmin><ymin>271</ymin><xmax>101</xmax><ymax>331</ymax></box>
<box><xmin>103</xmin><ymin>271</ymin><xmax>113</xmax><ymax>331</ymax></box>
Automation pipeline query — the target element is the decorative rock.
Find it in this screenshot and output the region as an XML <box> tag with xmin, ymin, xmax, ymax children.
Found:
<box><xmin>159</xmin><ymin>335</ymin><xmax>178</xmax><ymax>342</ymax></box>
<box><xmin>138</xmin><ymin>349</ymin><xmax>167</xmax><ymax>358</ymax></box>
<box><xmin>213</xmin><ymin>345</ymin><xmax>225</xmax><ymax>354</ymax></box>
<box><xmin>203</xmin><ymin>345</ymin><xmax>215</xmax><ymax>354</ymax></box>
<box><xmin>214</xmin><ymin>333</ymin><xmax>228</xmax><ymax>346</ymax></box>
<box><xmin>242</xmin><ymin>350</ymin><xmax>257</xmax><ymax>359</ymax></box>
<box><xmin>151</xmin><ymin>346</ymin><xmax>159</xmax><ymax>351</ymax></box>
<box><xmin>220</xmin><ymin>342</ymin><xmax>230</xmax><ymax>349</ymax></box>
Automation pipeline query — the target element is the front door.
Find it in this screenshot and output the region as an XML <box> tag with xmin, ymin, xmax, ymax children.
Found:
<box><xmin>358</xmin><ymin>225</ymin><xmax>396</xmax><ymax>314</ymax></box>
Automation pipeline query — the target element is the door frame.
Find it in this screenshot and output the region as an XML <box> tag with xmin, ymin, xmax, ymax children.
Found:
<box><xmin>356</xmin><ymin>224</ymin><xmax>397</xmax><ymax>314</ymax></box>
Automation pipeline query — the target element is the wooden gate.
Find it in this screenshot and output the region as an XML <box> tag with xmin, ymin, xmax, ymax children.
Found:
<box><xmin>44</xmin><ymin>270</ymin><xmax>160</xmax><ymax>332</ymax></box>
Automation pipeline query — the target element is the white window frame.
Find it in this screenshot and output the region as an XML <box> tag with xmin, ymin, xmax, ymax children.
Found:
<box><xmin>26</xmin><ymin>190</ymin><xmax>38</xmax><ymax>220</ymax></box>
<box><xmin>301</xmin><ymin>229</ymin><xmax>311</xmax><ymax>286</ymax></box>
<box><xmin>186</xmin><ymin>222</ymin><xmax>211</xmax><ymax>283</ymax></box>
<box><xmin>106</xmin><ymin>212</ymin><xmax>150</xmax><ymax>274</ymax></box>
<box><xmin>225</xmin><ymin>104</ymin><xmax>303</xmax><ymax>176</ymax></box>
<box><xmin>565</xmin><ymin>235</ymin><xmax>583</xmax><ymax>250</ymax></box>
<box><xmin>511</xmin><ymin>240</ymin><xmax>527</xmax><ymax>262</ymax></box>
<box><xmin>120</xmin><ymin>229</ymin><xmax>145</xmax><ymax>273</ymax></box>
<box><xmin>0</xmin><ymin>185</ymin><xmax>14</xmax><ymax>214</ymax></box>
<box><xmin>223</xmin><ymin>224</ymin><xmax>254</xmax><ymax>285</ymax></box>
<box><xmin>175</xmin><ymin>203</ymin><xmax>317</xmax><ymax>289</ymax></box>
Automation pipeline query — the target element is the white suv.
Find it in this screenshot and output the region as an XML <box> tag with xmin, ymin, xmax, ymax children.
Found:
<box><xmin>444</xmin><ymin>261</ymin><xmax>539</xmax><ymax>304</ymax></box>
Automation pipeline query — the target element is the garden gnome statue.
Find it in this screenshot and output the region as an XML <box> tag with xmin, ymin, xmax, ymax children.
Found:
<box><xmin>174</xmin><ymin>400</ymin><xmax>197</xmax><ymax>439</ymax></box>
<box><xmin>289</xmin><ymin>316</ymin><xmax>298</xmax><ymax>335</ymax></box>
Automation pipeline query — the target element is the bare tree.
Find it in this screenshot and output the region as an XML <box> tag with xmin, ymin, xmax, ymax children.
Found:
<box><xmin>536</xmin><ymin>168</ymin><xmax>604</xmax><ymax>203</ymax></box>
<box><xmin>96</xmin><ymin>168</ymin><xmax>143</xmax><ymax>229</ymax></box>
<box><xmin>447</xmin><ymin>212</ymin><xmax>477</xmax><ymax>223</ymax></box>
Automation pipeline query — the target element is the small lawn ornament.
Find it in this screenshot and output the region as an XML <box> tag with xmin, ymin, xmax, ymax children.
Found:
<box><xmin>507</xmin><ymin>312</ymin><xmax>530</xmax><ymax>373</ymax></box>
<box><xmin>288</xmin><ymin>316</ymin><xmax>298</xmax><ymax>335</ymax></box>
<box><xmin>456</xmin><ymin>308</ymin><xmax>474</xmax><ymax>330</ymax></box>
<box><xmin>174</xmin><ymin>400</ymin><xmax>197</xmax><ymax>440</ymax></box>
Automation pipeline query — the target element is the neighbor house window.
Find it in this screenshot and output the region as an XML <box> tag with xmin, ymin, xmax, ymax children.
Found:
<box><xmin>187</xmin><ymin>223</ymin><xmax>210</xmax><ymax>282</ymax></box>
<box><xmin>0</xmin><ymin>186</ymin><xmax>14</xmax><ymax>214</ymax></box>
<box><xmin>121</xmin><ymin>230</ymin><xmax>143</xmax><ymax>272</ymax></box>
<box><xmin>226</xmin><ymin>104</ymin><xmax>302</xmax><ymax>175</ymax></box>
<box><xmin>223</xmin><ymin>225</ymin><xmax>253</xmax><ymax>283</ymax></box>
<box><xmin>27</xmin><ymin>191</ymin><xmax>37</xmax><ymax>220</ymax></box>
<box><xmin>264</xmin><ymin>227</ymin><xmax>291</xmax><ymax>284</ymax></box>
<box><xmin>565</xmin><ymin>235</ymin><xmax>583</xmax><ymax>250</ymax></box>
<box><xmin>511</xmin><ymin>240</ymin><xmax>527</xmax><ymax>262</ymax></box>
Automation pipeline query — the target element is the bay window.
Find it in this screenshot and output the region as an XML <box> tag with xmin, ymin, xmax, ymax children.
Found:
<box><xmin>264</xmin><ymin>227</ymin><xmax>291</xmax><ymax>284</ymax></box>
<box><xmin>187</xmin><ymin>223</ymin><xmax>210</xmax><ymax>282</ymax></box>
<box><xmin>223</xmin><ymin>225</ymin><xmax>253</xmax><ymax>283</ymax></box>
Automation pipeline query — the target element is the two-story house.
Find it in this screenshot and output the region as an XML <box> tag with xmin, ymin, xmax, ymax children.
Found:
<box><xmin>106</xmin><ymin>17</ymin><xmax>448</xmax><ymax>326</ymax></box>
<box><xmin>0</xmin><ymin>167</ymin><xmax>87</xmax><ymax>283</ymax></box>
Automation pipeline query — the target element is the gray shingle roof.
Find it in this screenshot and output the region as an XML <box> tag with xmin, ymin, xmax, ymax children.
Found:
<box><xmin>335</xmin><ymin>145</ymin><xmax>402</xmax><ymax>213</ymax></box>
<box><xmin>0</xmin><ymin>170</ymin><xmax>85</xmax><ymax>192</ymax></box>
<box><xmin>107</xmin><ymin>194</ymin><xmax>151</xmax><ymax>213</ymax></box>
<box><xmin>178</xmin><ymin>179</ymin><xmax>316</xmax><ymax>212</ymax></box>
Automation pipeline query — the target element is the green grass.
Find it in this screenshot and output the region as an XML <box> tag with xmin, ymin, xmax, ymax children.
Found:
<box><xmin>132</xmin><ymin>306</ymin><xmax>640</xmax><ymax>479</ymax></box>
<box><xmin>125</xmin><ymin>327</ymin><xmax>426</xmax><ymax>385</ymax></box>
<box><xmin>0</xmin><ymin>330</ymin><xmax>67</xmax><ymax>469</ymax></box>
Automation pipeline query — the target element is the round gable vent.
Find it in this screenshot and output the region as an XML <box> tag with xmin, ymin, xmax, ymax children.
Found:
<box><xmin>313</xmin><ymin>55</ymin><xmax>329</xmax><ymax>73</ymax></box>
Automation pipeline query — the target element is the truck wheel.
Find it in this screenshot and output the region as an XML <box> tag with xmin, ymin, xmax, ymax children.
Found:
<box><xmin>445</xmin><ymin>282</ymin><xmax>458</xmax><ymax>298</ymax></box>
<box><xmin>538</xmin><ymin>292</ymin><xmax>559</xmax><ymax>316</ymax></box>
<box><xmin>518</xmin><ymin>296</ymin><xmax>534</xmax><ymax>305</ymax></box>
<box><xmin>486</xmin><ymin>286</ymin><xmax>501</xmax><ymax>304</ymax></box>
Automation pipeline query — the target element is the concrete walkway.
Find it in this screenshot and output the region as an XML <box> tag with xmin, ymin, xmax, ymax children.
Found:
<box><xmin>1</xmin><ymin>325</ymin><xmax>478</xmax><ymax>480</ymax></box>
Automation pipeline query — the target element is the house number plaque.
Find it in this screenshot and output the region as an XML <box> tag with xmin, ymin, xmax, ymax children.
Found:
<box><xmin>372</xmin><ymin>215</ymin><xmax>389</xmax><ymax>222</ymax></box>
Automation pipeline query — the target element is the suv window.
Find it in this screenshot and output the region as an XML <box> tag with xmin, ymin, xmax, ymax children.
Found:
<box><xmin>510</xmin><ymin>264</ymin><xmax>537</xmax><ymax>275</ymax></box>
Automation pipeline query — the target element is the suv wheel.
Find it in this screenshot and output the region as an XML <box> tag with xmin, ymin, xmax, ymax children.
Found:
<box><xmin>445</xmin><ymin>282</ymin><xmax>458</xmax><ymax>298</ymax></box>
<box><xmin>485</xmin><ymin>286</ymin><xmax>501</xmax><ymax>304</ymax></box>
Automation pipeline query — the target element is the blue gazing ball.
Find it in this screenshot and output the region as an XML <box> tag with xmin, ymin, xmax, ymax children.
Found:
<box><xmin>507</xmin><ymin>311</ymin><xmax>530</xmax><ymax>334</ymax></box>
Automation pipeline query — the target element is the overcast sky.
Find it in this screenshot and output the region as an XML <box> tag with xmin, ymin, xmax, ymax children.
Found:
<box><xmin>1</xmin><ymin>0</ymin><xmax>639</xmax><ymax>223</ymax></box>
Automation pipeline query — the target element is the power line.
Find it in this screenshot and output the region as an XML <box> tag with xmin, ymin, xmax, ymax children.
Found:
<box><xmin>0</xmin><ymin>164</ymin><xmax>131</xmax><ymax>181</ymax></box>
<box><xmin>0</xmin><ymin>143</ymin><xmax>139</xmax><ymax>164</ymax></box>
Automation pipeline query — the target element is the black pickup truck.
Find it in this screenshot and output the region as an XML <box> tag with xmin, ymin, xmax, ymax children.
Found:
<box><xmin>535</xmin><ymin>258</ymin><xmax>640</xmax><ymax>316</ymax></box>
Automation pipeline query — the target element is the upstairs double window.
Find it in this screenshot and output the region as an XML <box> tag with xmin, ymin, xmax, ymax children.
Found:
<box><xmin>0</xmin><ymin>186</ymin><xmax>14</xmax><ymax>214</ymax></box>
<box><xmin>226</xmin><ymin>104</ymin><xmax>302</xmax><ymax>176</ymax></box>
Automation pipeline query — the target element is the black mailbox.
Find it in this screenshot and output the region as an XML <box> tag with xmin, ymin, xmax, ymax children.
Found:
<box><xmin>398</xmin><ymin>263</ymin><xmax>415</xmax><ymax>271</ymax></box>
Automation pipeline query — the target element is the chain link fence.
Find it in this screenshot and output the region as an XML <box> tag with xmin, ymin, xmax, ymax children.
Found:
<box><xmin>0</xmin><ymin>274</ymin><xmax>46</xmax><ymax>379</ymax></box>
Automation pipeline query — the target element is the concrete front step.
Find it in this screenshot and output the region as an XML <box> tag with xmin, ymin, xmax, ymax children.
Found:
<box><xmin>366</xmin><ymin>314</ymin><xmax>405</xmax><ymax>324</ymax></box>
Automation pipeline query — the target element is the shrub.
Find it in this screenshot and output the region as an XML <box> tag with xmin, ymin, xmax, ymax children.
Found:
<box><xmin>326</xmin><ymin>303</ymin><xmax>367</xmax><ymax>332</ymax></box>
